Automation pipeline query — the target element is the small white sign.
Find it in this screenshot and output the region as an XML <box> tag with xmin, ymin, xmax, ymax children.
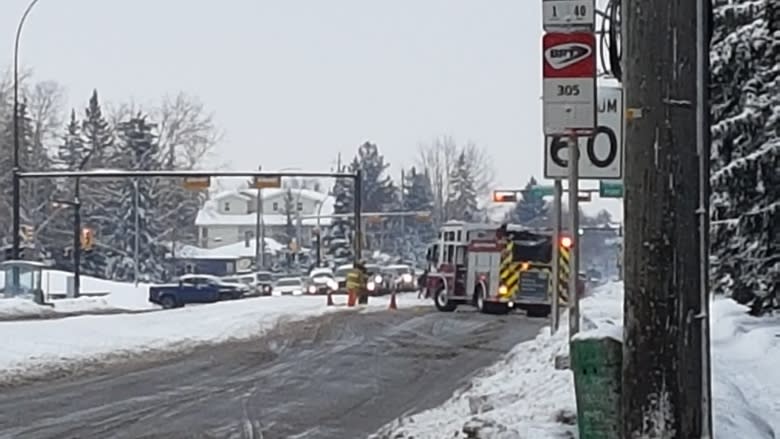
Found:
<box><xmin>543</xmin><ymin>0</ymin><xmax>596</xmax><ymax>30</ymax></box>
<box><xmin>544</xmin><ymin>86</ymin><xmax>624</xmax><ymax>180</ymax></box>
<box><xmin>543</xmin><ymin>78</ymin><xmax>596</xmax><ymax>135</ymax></box>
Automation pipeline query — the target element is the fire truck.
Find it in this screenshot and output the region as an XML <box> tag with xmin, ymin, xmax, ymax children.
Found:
<box><xmin>424</xmin><ymin>221</ymin><xmax>575</xmax><ymax>317</ymax></box>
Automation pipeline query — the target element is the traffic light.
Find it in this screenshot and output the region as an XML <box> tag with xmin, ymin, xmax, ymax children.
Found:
<box><xmin>81</xmin><ymin>227</ymin><xmax>94</xmax><ymax>251</ymax></box>
<box><xmin>20</xmin><ymin>225</ymin><xmax>33</xmax><ymax>242</ymax></box>
<box><xmin>492</xmin><ymin>190</ymin><xmax>518</xmax><ymax>203</ymax></box>
<box><xmin>560</xmin><ymin>236</ymin><xmax>573</xmax><ymax>249</ymax></box>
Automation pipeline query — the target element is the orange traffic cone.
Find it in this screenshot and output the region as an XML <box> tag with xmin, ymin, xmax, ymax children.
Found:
<box><xmin>327</xmin><ymin>291</ymin><xmax>334</xmax><ymax>306</ymax></box>
<box><xmin>388</xmin><ymin>291</ymin><xmax>397</xmax><ymax>310</ymax></box>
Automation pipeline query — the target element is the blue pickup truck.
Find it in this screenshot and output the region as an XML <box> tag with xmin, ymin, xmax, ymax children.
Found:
<box><xmin>148</xmin><ymin>274</ymin><xmax>250</xmax><ymax>309</ymax></box>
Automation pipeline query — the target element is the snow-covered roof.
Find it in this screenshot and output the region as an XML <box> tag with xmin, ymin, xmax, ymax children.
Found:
<box><xmin>177</xmin><ymin>238</ymin><xmax>286</xmax><ymax>259</ymax></box>
<box><xmin>195</xmin><ymin>188</ymin><xmax>335</xmax><ymax>227</ymax></box>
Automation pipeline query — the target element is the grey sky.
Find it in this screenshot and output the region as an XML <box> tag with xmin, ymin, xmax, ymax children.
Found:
<box><xmin>3</xmin><ymin>0</ymin><xmax>621</xmax><ymax>220</ymax></box>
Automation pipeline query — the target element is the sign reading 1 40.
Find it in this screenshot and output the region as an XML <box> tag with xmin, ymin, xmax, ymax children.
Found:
<box><xmin>542</xmin><ymin>0</ymin><xmax>595</xmax><ymax>30</ymax></box>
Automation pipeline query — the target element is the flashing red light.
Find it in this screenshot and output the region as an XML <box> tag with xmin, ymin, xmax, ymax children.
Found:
<box><xmin>560</xmin><ymin>236</ymin><xmax>573</xmax><ymax>249</ymax></box>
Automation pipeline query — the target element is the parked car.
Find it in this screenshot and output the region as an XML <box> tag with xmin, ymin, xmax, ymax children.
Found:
<box><xmin>364</xmin><ymin>264</ymin><xmax>387</xmax><ymax>295</ymax></box>
<box><xmin>306</xmin><ymin>267</ymin><xmax>338</xmax><ymax>295</ymax></box>
<box><xmin>231</xmin><ymin>270</ymin><xmax>274</xmax><ymax>296</ymax></box>
<box><xmin>333</xmin><ymin>264</ymin><xmax>353</xmax><ymax>293</ymax></box>
<box><xmin>272</xmin><ymin>277</ymin><xmax>305</xmax><ymax>296</ymax></box>
<box><xmin>383</xmin><ymin>264</ymin><xmax>417</xmax><ymax>292</ymax></box>
<box><xmin>149</xmin><ymin>274</ymin><xmax>250</xmax><ymax>309</ymax></box>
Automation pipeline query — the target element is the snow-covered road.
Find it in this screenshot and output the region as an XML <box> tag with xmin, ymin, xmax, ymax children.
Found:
<box><xmin>0</xmin><ymin>292</ymin><xmax>428</xmax><ymax>386</ymax></box>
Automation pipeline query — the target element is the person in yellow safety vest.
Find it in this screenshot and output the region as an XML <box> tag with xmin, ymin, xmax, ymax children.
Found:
<box><xmin>356</xmin><ymin>261</ymin><xmax>369</xmax><ymax>305</ymax></box>
<box><xmin>346</xmin><ymin>261</ymin><xmax>368</xmax><ymax>306</ymax></box>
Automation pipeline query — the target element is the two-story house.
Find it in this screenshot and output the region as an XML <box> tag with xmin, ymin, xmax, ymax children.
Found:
<box><xmin>194</xmin><ymin>188</ymin><xmax>334</xmax><ymax>250</ymax></box>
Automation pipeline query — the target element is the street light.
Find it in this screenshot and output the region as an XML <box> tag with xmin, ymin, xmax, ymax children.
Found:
<box><xmin>12</xmin><ymin>0</ymin><xmax>43</xmax><ymax>261</ymax></box>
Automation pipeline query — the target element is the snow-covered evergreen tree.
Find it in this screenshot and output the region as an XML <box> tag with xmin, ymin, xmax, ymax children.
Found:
<box><xmin>349</xmin><ymin>142</ymin><xmax>398</xmax><ymax>252</ymax></box>
<box><xmin>350</xmin><ymin>142</ymin><xmax>397</xmax><ymax>213</ymax></box>
<box><xmin>56</xmin><ymin>110</ymin><xmax>88</xmax><ymax>170</ymax></box>
<box><xmin>324</xmin><ymin>172</ymin><xmax>354</xmax><ymax>265</ymax></box>
<box><xmin>101</xmin><ymin>114</ymin><xmax>168</xmax><ymax>281</ymax></box>
<box><xmin>401</xmin><ymin>166</ymin><xmax>436</xmax><ymax>260</ymax></box>
<box><xmin>507</xmin><ymin>176</ymin><xmax>549</xmax><ymax>227</ymax></box>
<box><xmin>446</xmin><ymin>152</ymin><xmax>480</xmax><ymax>221</ymax></box>
<box><xmin>76</xmin><ymin>91</ymin><xmax>118</xmax><ymax>277</ymax></box>
<box><xmin>282</xmin><ymin>188</ymin><xmax>296</xmax><ymax>244</ymax></box>
<box><xmin>710</xmin><ymin>0</ymin><xmax>779</xmax><ymax>311</ymax></box>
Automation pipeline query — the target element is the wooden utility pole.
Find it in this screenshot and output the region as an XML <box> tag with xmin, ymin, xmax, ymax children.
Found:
<box><xmin>622</xmin><ymin>0</ymin><xmax>709</xmax><ymax>437</ymax></box>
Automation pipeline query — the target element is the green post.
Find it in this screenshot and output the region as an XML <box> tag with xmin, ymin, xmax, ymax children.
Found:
<box><xmin>570</xmin><ymin>335</ymin><xmax>622</xmax><ymax>438</ymax></box>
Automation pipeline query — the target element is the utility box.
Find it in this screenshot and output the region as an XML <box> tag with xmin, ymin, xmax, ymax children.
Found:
<box><xmin>571</xmin><ymin>334</ymin><xmax>622</xmax><ymax>439</ymax></box>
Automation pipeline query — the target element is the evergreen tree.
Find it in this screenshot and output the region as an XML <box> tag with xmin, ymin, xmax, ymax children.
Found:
<box><xmin>507</xmin><ymin>176</ymin><xmax>549</xmax><ymax>226</ymax></box>
<box><xmin>710</xmin><ymin>0</ymin><xmax>779</xmax><ymax>312</ymax></box>
<box><xmin>81</xmin><ymin>90</ymin><xmax>114</xmax><ymax>166</ymax></box>
<box><xmin>324</xmin><ymin>172</ymin><xmax>354</xmax><ymax>265</ymax></box>
<box><xmin>282</xmin><ymin>188</ymin><xmax>296</xmax><ymax>244</ymax></box>
<box><xmin>349</xmin><ymin>142</ymin><xmax>398</xmax><ymax>252</ymax></box>
<box><xmin>350</xmin><ymin>142</ymin><xmax>397</xmax><ymax>213</ymax></box>
<box><xmin>78</xmin><ymin>91</ymin><xmax>117</xmax><ymax>277</ymax></box>
<box><xmin>57</xmin><ymin>110</ymin><xmax>88</xmax><ymax>170</ymax></box>
<box><xmin>401</xmin><ymin>166</ymin><xmax>436</xmax><ymax>260</ymax></box>
<box><xmin>446</xmin><ymin>152</ymin><xmax>479</xmax><ymax>221</ymax></box>
<box><xmin>101</xmin><ymin>114</ymin><xmax>168</xmax><ymax>281</ymax></box>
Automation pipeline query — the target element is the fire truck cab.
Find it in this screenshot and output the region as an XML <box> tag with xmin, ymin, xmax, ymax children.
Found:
<box><xmin>425</xmin><ymin>221</ymin><xmax>564</xmax><ymax>316</ymax></box>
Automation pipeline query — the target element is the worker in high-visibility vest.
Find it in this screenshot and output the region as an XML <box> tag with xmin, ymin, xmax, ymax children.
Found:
<box><xmin>356</xmin><ymin>262</ymin><xmax>369</xmax><ymax>305</ymax></box>
<box><xmin>346</xmin><ymin>261</ymin><xmax>367</xmax><ymax>307</ymax></box>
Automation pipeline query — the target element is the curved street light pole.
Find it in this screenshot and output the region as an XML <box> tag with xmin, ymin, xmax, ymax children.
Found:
<box><xmin>12</xmin><ymin>0</ymin><xmax>42</xmax><ymax>260</ymax></box>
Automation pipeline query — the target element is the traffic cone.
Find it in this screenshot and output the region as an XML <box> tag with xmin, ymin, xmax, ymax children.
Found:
<box><xmin>388</xmin><ymin>291</ymin><xmax>397</xmax><ymax>310</ymax></box>
<box><xmin>327</xmin><ymin>291</ymin><xmax>334</xmax><ymax>306</ymax></box>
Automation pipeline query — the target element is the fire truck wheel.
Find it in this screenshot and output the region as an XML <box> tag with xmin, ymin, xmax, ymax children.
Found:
<box><xmin>434</xmin><ymin>288</ymin><xmax>457</xmax><ymax>312</ymax></box>
<box><xmin>474</xmin><ymin>288</ymin><xmax>487</xmax><ymax>313</ymax></box>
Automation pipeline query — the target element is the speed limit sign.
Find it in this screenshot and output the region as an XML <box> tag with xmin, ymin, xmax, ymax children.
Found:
<box><xmin>544</xmin><ymin>86</ymin><xmax>623</xmax><ymax>179</ymax></box>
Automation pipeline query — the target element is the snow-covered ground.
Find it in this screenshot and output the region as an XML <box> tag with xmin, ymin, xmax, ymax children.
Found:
<box><xmin>0</xmin><ymin>292</ymin><xmax>427</xmax><ymax>386</ymax></box>
<box><xmin>0</xmin><ymin>269</ymin><xmax>153</xmax><ymax>319</ymax></box>
<box><xmin>375</xmin><ymin>283</ymin><xmax>779</xmax><ymax>439</ymax></box>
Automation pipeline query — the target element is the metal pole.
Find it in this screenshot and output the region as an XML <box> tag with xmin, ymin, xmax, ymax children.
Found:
<box><xmin>254</xmin><ymin>166</ymin><xmax>263</xmax><ymax>269</ymax></box>
<box><xmin>133</xmin><ymin>179</ymin><xmax>139</xmax><ymax>285</ymax></box>
<box><xmin>316</xmin><ymin>199</ymin><xmax>325</xmax><ymax>267</ymax></box>
<box><xmin>567</xmin><ymin>133</ymin><xmax>580</xmax><ymax>338</ymax></box>
<box><xmin>551</xmin><ymin>179</ymin><xmax>563</xmax><ymax>333</ymax></box>
<box><xmin>400</xmin><ymin>168</ymin><xmax>405</xmax><ymax>256</ymax></box>
<box><xmin>353</xmin><ymin>171</ymin><xmax>362</xmax><ymax>266</ymax></box>
<box><xmin>12</xmin><ymin>0</ymin><xmax>41</xmax><ymax>261</ymax></box>
<box><xmin>73</xmin><ymin>178</ymin><xmax>81</xmax><ymax>298</ymax></box>
<box><xmin>696</xmin><ymin>0</ymin><xmax>713</xmax><ymax>433</ymax></box>
<box><xmin>296</xmin><ymin>188</ymin><xmax>303</xmax><ymax>268</ymax></box>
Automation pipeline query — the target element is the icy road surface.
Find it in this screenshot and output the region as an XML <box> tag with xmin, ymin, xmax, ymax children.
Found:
<box><xmin>0</xmin><ymin>307</ymin><xmax>544</xmax><ymax>439</ymax></box>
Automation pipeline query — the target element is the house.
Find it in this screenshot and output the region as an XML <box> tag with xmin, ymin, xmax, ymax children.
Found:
<box><xmin>194</xmin><ymin>188</ymin><xmax>334</xmax><ymax>249</ymax></box>
<box><xmin>174</xmin><ymin>238</ymin><xmax>286</xmax><ymax>276</ymax></box>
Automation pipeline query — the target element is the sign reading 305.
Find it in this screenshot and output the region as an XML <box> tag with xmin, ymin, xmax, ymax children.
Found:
<box><xmin>544</xmin><ymin>86</ymin><xmax>623</xmax><ymax>180</ymax></box>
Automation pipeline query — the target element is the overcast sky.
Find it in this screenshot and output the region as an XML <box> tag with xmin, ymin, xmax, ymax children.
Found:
<box><xmin>2</xmin><ymin>0</ymin><xmax>621</xmax><ymax>220</ymax></box>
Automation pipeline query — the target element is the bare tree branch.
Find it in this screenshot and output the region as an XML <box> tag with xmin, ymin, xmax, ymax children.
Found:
<box><xmin>153</xmin><ymin>92</ymin><xmax>223</xmax><ymax>170</ymax></box>
<box><xmin>416</xmin><ymin>135</ymin><xmax>494</xmax><ymax>223</ymax></box>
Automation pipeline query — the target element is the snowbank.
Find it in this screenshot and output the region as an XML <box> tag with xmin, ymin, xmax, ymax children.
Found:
<box><xmin>375</xmin><ymin>284</ymin><xmax>778</xmax><ymax>439</ymax></box>
<box><xmin>0</xmin><ymin>292</ymin><xmax>427</xmax><ymax>386</ymax></box>
<box><xmin>0</xmin><ymin>269</ymin><xmax>153</xmax><ymax>320</ymax></box>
